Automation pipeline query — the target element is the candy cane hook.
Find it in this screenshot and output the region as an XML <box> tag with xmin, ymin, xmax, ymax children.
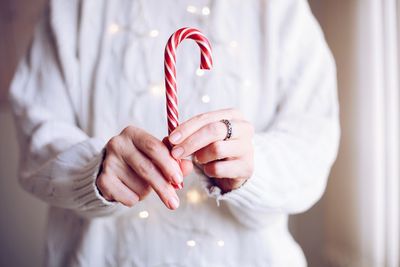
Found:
<box><xmin>164</xmin><ymin>27</ymin><xmax>213</xmax><ymax>134</ymax></box>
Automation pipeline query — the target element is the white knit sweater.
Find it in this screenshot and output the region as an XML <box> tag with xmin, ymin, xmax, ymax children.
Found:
<box><xmin>9</xmin><ymin>0</ymin><xmax>339</xmax><ymax>266</ymax></box>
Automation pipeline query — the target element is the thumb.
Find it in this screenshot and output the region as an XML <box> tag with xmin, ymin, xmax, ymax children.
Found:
<box><xmin>163</xmin><ymin>136</ymin><xmax>193</xmax><ymax>177</ymax></box>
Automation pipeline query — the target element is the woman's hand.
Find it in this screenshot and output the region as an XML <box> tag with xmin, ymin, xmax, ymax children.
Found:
<box><xmin>168</xmin><ymin>108</ymin><xmax>254</xmax><ymax>193</ymax></box>
<box><xmin>96</xmin><ymin>126</ymin><xmax>193</xmax><ymax>209</ymax></box>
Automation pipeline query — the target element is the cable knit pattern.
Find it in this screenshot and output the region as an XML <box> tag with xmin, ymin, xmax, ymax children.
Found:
<box><xmin>9</xmin><ymin>0</ymin><xmax>339</xmax><ymax>266</ymax></box>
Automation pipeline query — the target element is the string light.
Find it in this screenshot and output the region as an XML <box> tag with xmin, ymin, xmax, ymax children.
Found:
<box><xmin>243</xmin><ymin>79</ymin><xmax>252</xmax><ymax>87</ymax></box>
<box><xmin>201</xmin><ymin>6</ymin><xmax>211</xmax><ymax>16</ymax></box>
<box><xmin>108</xmin><ymin>23</ymin><xmax>121</xmax><ymax>34</ymax></box>
<box><xmin>196</xmin><ymin>68</ymin><xmax>205</xmax><ymax>77</ymax></box>
<box><xmin>186</xmin><ymin>240</ymin><xmax>196</xmax><ymax>247</ymax></box>
<box><xmin>186</xmin><ymin>5</ymin><xmax>197</xmax><ymax>13</ymax></box>
<box><xmin>217</xmin><ymin>240</ymin><xmax>225</xmax><ymax>247</ymax></box>
<box><xmin>187</xmin><ymin>189</ymin><xmax>203</xmax><ymax>203</ymax></box>
<box><xmin>149</xmin><ymin>83</ymin><xmax>165</xmax><ymax>97</ymax></box>
<box><xmin>201</xmin><ymin>94</ymin><xmax>211</xmax><ymax>104</ymax></box>
<box><xmin>229</xmin><ymin>40</ymin><xmax>238</xmax><ymax>48</ymax></box>
<box><xmin>138</xmin><ymin>210</ymin><xmax>149</xmax><ymax>219</ymax></box>
<box><xmin>148</xmin><ymin>29</ymin><xmax>159</xmax><ymax>38</ymax></box>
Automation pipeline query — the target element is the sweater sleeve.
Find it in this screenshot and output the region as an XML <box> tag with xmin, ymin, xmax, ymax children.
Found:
<box><xmin>9</xmin><ymin>5</ymin><xmax>127</xmax><ymax>219</ymax></box>
<box><xmin>203</xmin><ymin>0</ymin><xmax>340</xmax><ymax>228</ymax></box>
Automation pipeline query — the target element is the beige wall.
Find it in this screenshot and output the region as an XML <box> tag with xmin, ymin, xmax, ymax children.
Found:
<box><xmin>0</xmin><ymin>110</ymin><xmax>47</xmax><ymax>267</ymax></box>
<box><xmin>1</xmin><ymin>2</ymin><xmax>47</xmax><ymax>267</ymax></box>
<box><xmin>0</xmin><ymin>1</ymin><xmax>355</xmax><ymax>266</ymax></box>
<box><xmin>292</xmin><ymin>1</ymin><xmax>360</xmax><ymax>265</ymax></box>
<box><xmin>0</xmin><ymin>0</ymin><xmax>45</xmax><ymax>105</ymax></box>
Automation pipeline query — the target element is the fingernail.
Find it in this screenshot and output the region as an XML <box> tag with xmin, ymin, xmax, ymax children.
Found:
<box><xmin>172</xmin><ymin>147</ymin><xmax>184</xmax><ymax>159</ymax></box>
<box><xmin>172</xmin><ymin>182</ymin><xmax>183</xmax><ymax>190</ymax></box>
<box><xmin>169</xmin><ymin>132</ymin><xmax>182</xmax><ymax>144</ymax></box>
<box><xmin>173</xmin><ymin>171</ymin><xmax>183</xmax><ymax>184</ymax></box>
<box><xmin>168</xmin><ymin>195</ymin><xmax>180</xmax><ymax>209</ymax></box>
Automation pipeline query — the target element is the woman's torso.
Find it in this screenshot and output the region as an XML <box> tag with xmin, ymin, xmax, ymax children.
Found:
<box><xmin>45</xmin><ymin>0</ymin><xmax>305</xmax><ymax>266</ymax></box>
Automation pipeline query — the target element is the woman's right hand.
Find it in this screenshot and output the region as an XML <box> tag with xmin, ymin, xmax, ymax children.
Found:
<box><xmin>96</xmin><ymin>126</ymin><xmax>193</xmax><ymax>210</ymax></box>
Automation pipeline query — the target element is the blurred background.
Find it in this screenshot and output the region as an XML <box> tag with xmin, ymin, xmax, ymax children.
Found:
<box><xmin>0</xmin><ymin>0</ymin><xmax>399</xmax><ymax>266</ymax></box>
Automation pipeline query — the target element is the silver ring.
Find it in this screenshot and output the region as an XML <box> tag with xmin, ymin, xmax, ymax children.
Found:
<box><xmin>220</xmin><ymin>119</ymin><xmax>232</xmax><ymax>141</ymax></box>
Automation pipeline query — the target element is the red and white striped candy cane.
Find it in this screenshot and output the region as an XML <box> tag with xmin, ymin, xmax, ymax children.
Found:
<box><xmin>164</xmin><ymin>27</ymin><xmax>213</xmax><ymax>134</ymax></box>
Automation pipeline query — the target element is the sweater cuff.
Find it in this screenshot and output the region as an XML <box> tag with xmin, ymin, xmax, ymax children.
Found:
<box><xmin>201</xmin><ymin>170</ymin><xmax>265</xmax><ymax>210</ymax></box>
<box><xmin>61</xmin><ymin>139</ymin><xmax>125</xmax><ymax>218</ymax></box>
<box><xmin>200</xmin><ymin>134</ymin><xmax>288</xmax><ymax>211</ymax></box>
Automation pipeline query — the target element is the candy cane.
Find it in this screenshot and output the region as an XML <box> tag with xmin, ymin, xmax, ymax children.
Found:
<box><xmin>164</xmin><ymin>27</ymin><xmax>213</xmax><ymax>134</ymax></box>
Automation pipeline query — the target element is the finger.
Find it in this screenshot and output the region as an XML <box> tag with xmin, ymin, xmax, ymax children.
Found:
<box><xmin>168</xmin><ymin>108</ymin><xmax>245</xmax><ymax>145</ymax></box>
<box><xmin>203</xmin><ymin>158</ymin><xmax>254</xmax><ymax>179</ymax></box>
<box><xmin>180</xmin><ymin>159</ymin><xmax>194</xmax><ymax>177</ymax></box>
<box><xmin>171</xmin><ymin>120</ymin><xmax>252</xmax><ymax>159</ymax></box>
<box><xmin>132</xmin><ymin>129</ymin><xmax>183</xmax><ymax>185</ymax></box>
<box><xmin>162</xmin><ymin>136</ymin><xmax>185</xmax><ymax>189</ymax></box>
<box><xmin>194</xmin><ymin>140</ymin><xmax>251</xmax><ymax>164</ymax></box>
<box><xmin>123</xmin><ymin>147</ymin><xmax>180</xmax><ymax>210</ymax></box>
<box><xmin>101</xmin><ymin>154</ymin><xmax>152</xmax><ymax>200</ymax></box>
<box><xmin>96</xmin><ymin>173</ymin><xmax>139</xmax><ymax>207</ymax></box>
<box><xmin>112</xmin><ymin>178</ymin><xmax>141</xmax><ymax>207</ymax></box>
<box><xmin>117</xmin><ymin>165</ymin><xmax>152</xmax><ymax>201</ymax></box>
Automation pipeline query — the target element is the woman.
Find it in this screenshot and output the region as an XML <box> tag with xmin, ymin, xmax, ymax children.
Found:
<box><xmin>10</xmin><ymin>0</ymin><xmax>339</xmax><ymax>266</ymax></box>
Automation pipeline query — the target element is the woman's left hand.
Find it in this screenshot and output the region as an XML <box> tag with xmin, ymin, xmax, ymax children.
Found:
<box><xmin>168</xmin><ymin>108</ymin><xmax>254</xmax><ymax>193</ymax></box>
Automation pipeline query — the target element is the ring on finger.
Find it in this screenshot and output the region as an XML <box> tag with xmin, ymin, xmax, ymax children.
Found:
<box><xmin>220</xmin><ymin>119</ymin><xmax>233</xmax><ymax>141</ymax></box>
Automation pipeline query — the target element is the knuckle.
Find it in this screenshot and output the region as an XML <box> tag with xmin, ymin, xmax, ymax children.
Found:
<box><xmin>96</xmin><ymin>175</ymin><xmax>108</xmax><ymax>191</ymax></box>
<box><xmin>136</xmin><ymin>160</ymin><xmax>154</xmax><ymax>178</ymax></box>
<box><xmin>101</xmin><ymin>157</ymin><xmax>115</xmax><ymax>174</ymax></box>
<box><xmin>143</xmin><ymin>137</ymin><xmax>160</xmax><ymax>153</ymax></box>
<box><xmin>96</xmin><ymin>176</ymin><xmax>113</xmax><ymax>200</ymax></box>
<box><xmin>102</xmin><ymin>156</ymin><xmax>113</xmax><ymax>168</ymax></box>
<box><xmin>195</xmin><ymin>112</ymin><xmax>208</xmax><ymax>123</ymax></box>
<box><xmin>101</xmin><ymin>164</ymin><xmax>111</xmax><ymax>176</ymax></box>
<box><xmin>182</xmin><ymin>138</ymin><xmax>195</xmax><ymax>153</ymax></box>
<box><xmin>207</xmin><ymin>122</ymin><xmax>221</xmax><ymax>135</ymax></box>
<box><xmin>107</xmin><ymin>136</ymin><xmax>122</xmax><ymax>152</ymax></box>
<box><xmin>122</xmin><ymin>125</ymin><xmax>136</xmax><ymax>136</ymax></box>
